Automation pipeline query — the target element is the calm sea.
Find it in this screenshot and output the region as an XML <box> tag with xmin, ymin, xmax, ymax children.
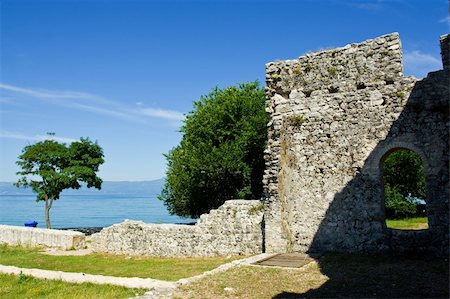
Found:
<box><xmin>0</xmin><ymin>194</ymin><xmax>193</xmax><ymax>228</ymax></box>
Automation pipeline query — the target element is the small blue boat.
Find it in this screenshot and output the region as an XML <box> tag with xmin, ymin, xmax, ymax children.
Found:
<box><xmin>24</xmin><ymin>220</ymin><xmax>38</xmax><ymax>227</ymax></box>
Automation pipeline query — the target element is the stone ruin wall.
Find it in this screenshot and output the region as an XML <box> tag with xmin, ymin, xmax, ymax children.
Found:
<box><xmin>92</xmin><ymin>200</ymin><xmax>264</xmax><ymax>257</ymax></box>
<box><xmin>263</xmin><ymin>33</ymin><xmax>449</xmax><ymax>254</ymax></box>
<box><xmin>90</xmin><ymin>33</ymin><xmax>448</xmax><ymax>258</ymax></box>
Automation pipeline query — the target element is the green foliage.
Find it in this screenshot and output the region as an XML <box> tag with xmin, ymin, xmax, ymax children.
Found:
<box><xmin>159</xmin><ymin>82</ymin><xmax>267</xmax><ymax>217</ymax></box>
<box><xmin>327</xmin><ymin>66</ymin><xmax>337</xmax><ymax>75</ymax></box>
<box><xmin>15</xmin><ymin>137</ymin><xmax>104</xmax><ymax>228</ymax></box>
<box><xmin>248</xmin><ymin>203</ymin><xmax>265</xmax><ymax>215</ymax></box>
<box><xmin>286</xmin><ymin>114</ymin><xmax>308</xmax><ymax>127</ymax></box>
<box><xmin>384</xmin><ymin>185</ymin><xmax>417</xmax><ymax>219</ymax></box>
<box><xmin>293</xmin><ymin>65</ymin><xmax>303</xmax><ymax>75</ymax></box>
<box><xmin>304</xmin><ymin>63</ymin><xmax>312</xmax><ymax>73</ymax></box>
<box><xmin>270</xmin><ymin>73</ymin><xmax>280</xmax><ymax>79</ymax></box>
<box><xmin>16</xmin><ymin>271</ymin><xmax>29</xmax><ymax>284</ymax></box>
<box><xmin>383</xmin><ymin>149</ymin><xmax>426</xmax><ymax>219</ymax></box>
<box><xmin>395</xmin><ymin>90</ymin><xmax>406</xmax><ymax>99</ymax></box>
<box><xmin>383</xmin><ymin>149</ymin><xmax>425</xmax><ymax>199</ymax></box>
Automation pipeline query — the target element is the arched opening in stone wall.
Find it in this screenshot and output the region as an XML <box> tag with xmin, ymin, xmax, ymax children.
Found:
<box><xmin>381</xmin><ymin>148</ymin><xmax>428</xmax><ymax>230</ymax></box>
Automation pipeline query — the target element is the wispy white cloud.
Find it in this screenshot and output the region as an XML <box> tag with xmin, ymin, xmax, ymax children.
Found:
<box><xmin>351</xmin><ymin>2</ymin><xmax>383</xmax><ymax>10</ymax></box>
<box><xmin>0</xmin><ymin>130</ymin><xmax>76</xmax><ymax>143</ymax></box>
<box><xmin>0</xmin><ymin>131</ymin><xmax>32</xmax><ymax>141</ymax></box>
<box><xmin>439</xmin><ymin>16</ymin><xmax>450</xmax><ymax>24</ymax></box>
<box><xmin>343</xmin><ymin>0</ymin><xmax>386</xmax><ymax>10</ymax></box>
<box><xmin>439</xmin><ymin>16</ymin><xmax>450</xmax><ymax>30</ymax></box>
<box><xmin>345</xmin><ymin>0</ymin><xmax>410</xmax><ymax>11</ymax></box>
<box><xmin>0</xmin><ymin>82</ymin><xmax>185</xmax><ymax>125</ymax></box>
<box><xmin>0</xmin><ymin>83</ymin><xmax>105</xmax><ymax>102</ymax></box>
<box><xmin>70</xmin><ymin>103</ymin><xmax>143</xmax><ymax>123</ymax></box>
<box><xmin>138</xmin><ymin>107</ymin><xmax>184</xmax><ymax>122</ymax></box>
<box><xmin>403</xmin><ymin>50</ymin><xmax>442</xmax><ymax>79</ymax></box>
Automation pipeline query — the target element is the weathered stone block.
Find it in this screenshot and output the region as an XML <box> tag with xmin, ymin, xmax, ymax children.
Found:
<box><xmin>0</xmin><ymin>225</ymin><xmax>86</xmax><ymax>249</ymax></box>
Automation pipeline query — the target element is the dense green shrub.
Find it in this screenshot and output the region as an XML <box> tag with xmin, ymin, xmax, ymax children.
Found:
<box><xmin>159</xmin><ymin>82</ymin><xmax>267</xmax><ymax>218</ymax></box>
<box><xmin>383</xmin><ymin>149</ymin><xmax>426</xmax><ymax>219</ymax></box>
<box><xmin>384</xmin><ymin>184</ymin><xmax>417</xmax><ymax>219</ymax></box>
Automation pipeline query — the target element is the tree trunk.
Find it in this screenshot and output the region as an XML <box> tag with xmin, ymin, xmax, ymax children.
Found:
<box><xmin>45</xmin><ymin>197</ymin><xmax>53</xmax><ymax>229</ymax></box>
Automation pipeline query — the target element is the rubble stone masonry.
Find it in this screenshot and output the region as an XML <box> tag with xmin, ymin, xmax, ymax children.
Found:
<box><xmin>263</xmin><ymin>33</ymin><xmax>449</xmax><ymax>254</ymax></box>
<box><xmin>92</xmin><ymin>200</ymin><xmax>264</xmax><ymax>256</ymax></box>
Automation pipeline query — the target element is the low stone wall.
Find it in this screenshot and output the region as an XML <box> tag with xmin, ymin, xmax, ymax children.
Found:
<box><xmin>91</xmin><ymin>200</ymin><xmax>264</xmax><ymax>257</ymax></box>
<box><xmin>0</xmin><ymin>225</ymin><xmax>86</xmax><ymax>250</ymax></box>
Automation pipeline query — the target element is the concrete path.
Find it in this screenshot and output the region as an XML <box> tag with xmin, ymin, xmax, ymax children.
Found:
<box><xmin>0</xmin><ymin>265</ymin><xmax>176</xmax><ymax>290</ymax></box>
<box><xmin>0</xmin><ymin>253</ymin><xmax>275</xmax><ymax>299</ymax></box>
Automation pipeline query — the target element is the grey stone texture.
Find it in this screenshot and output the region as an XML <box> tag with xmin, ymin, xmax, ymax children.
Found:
<box><xmin>91</xmin><ymin>200</ymin><xmax>264</xmax><ymax>257</ymax></box>
<box><xmin>263</xmin><ymin>33</ymin><xmax>449</xmax><ymax>255</ymax></box>
<box><xmin>0</xmin><ymin>225</ymin><xmax>86</xmax><ymax>249</ymax></box>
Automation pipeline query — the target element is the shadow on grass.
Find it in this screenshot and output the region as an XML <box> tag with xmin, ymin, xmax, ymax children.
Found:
<box><xmin>273</xmin><ymin>252</ymin><xmax>449</xmax><ymax>298</ymax></box>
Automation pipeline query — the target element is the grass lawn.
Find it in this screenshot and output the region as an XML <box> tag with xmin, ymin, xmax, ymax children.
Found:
<box><xmin>386</xmin><ymin>217</ymin><xmax>428</xmax><ymax>230</ymax></box>
<box><xmin>0</xmin><ymin>244</ymin><xmax>239</xmax><ymax>281</ymax></box>
<box><xmin>0</xmin><ymin>273</ymin><xmax>145</xmax><ymax>299</ymax></box>
<box><xmin>173</xmin><ymin>253</ymin><xmax>449</xmax><ymax>298</ymax></box>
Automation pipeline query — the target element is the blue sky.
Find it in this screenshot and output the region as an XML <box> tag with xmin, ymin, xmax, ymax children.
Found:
<box><xmin>0</xmin><ymin>0</ymin><xmax>448</xmax><ymax>182</ymax></box>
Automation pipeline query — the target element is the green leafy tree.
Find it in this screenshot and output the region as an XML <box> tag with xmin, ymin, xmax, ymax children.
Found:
<box><xmin>384</xmin><ymin>184</ymin><xmax>417</xmax><ymax>219</ymax></box>
<box><xmin>159</xmin><ymin>82</ymin><xmax>267</xmax><ymax>217</ymax></box>
<box><xmin>383</xmin><ymin>149</ymin><xmax>426</xmax><ymax>219</ymax></box>
<box><xmin>15</xmin><ymin>136</ymin><xmax>104</xmax><ymax>228</ymax></box>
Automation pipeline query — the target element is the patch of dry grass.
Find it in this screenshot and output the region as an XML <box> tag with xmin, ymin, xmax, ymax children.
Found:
<box><xmin>174</xmin><ymin>253</ymin><xmax>449</xmax><ymax>298</ymax></box>
<box><xmin>174</xmin><ymin>261</ymin><xmax>328</xmax><ymax>298</ymax></box>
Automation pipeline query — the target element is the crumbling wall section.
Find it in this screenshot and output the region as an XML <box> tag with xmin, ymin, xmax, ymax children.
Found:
<box><xmin>91</xmin><ymin>200</ymin><xmax>264</xmax><ymax>257</ymax></box>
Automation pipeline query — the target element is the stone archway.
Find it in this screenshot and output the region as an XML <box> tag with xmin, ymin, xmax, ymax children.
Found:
<box><xmin>263</xmin><ymin>33</ymin><xmax>449</xmax><ymax>254</ymax></box>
